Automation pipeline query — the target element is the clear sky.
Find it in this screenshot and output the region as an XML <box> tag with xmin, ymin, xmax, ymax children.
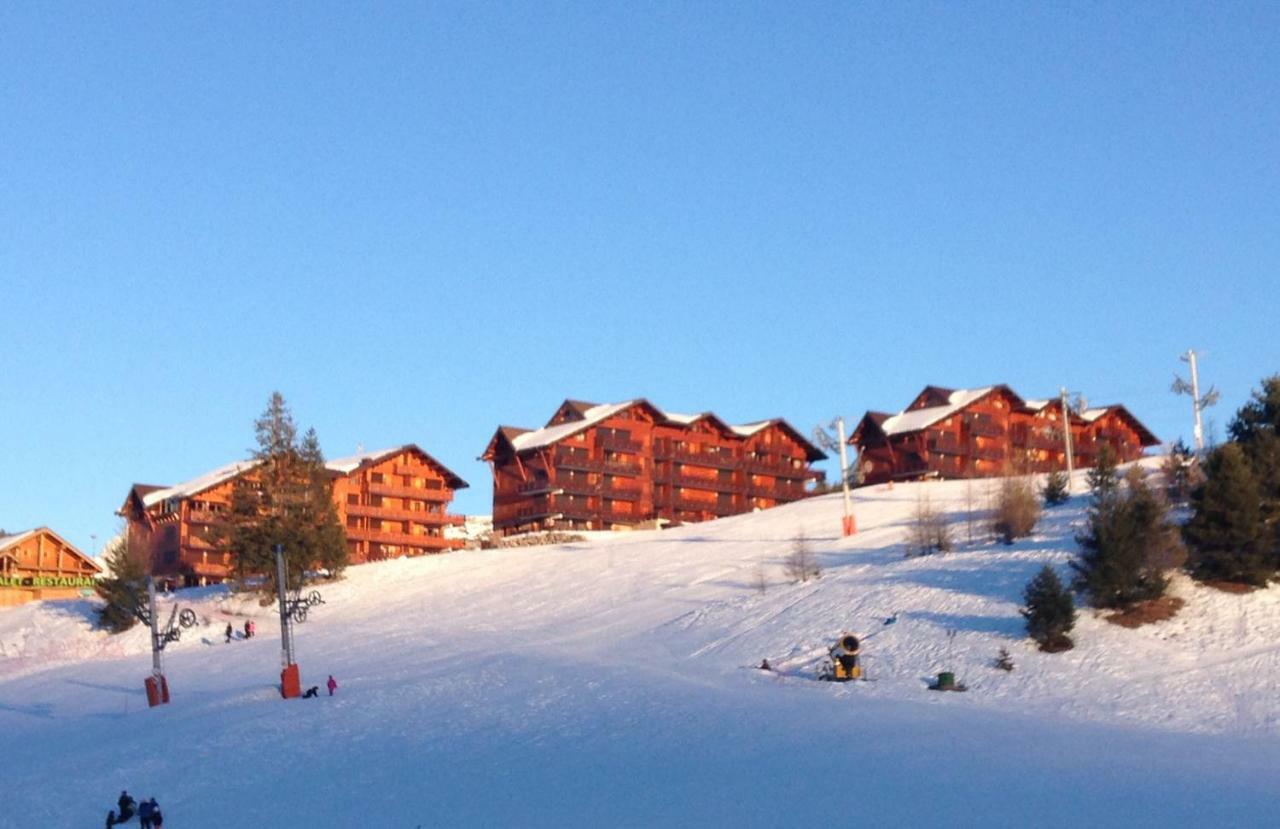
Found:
<box><xmin>2</xmin><ymin>3</ymin><xmax>1277</xmax><ymax>553</ymax></box>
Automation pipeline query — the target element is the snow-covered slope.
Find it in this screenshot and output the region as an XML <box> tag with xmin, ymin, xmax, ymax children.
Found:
<box><xmin>3</xmin><ymin>468</ymin><xmax>1279</xmax><ymax>827</ymax></box>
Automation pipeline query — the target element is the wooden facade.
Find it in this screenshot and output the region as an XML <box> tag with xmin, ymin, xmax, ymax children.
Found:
<box><xmin>119</xmin><ymin>445</ymin><xmax>467</xmax><ymax>587</ymax></box>
<box><xmin>850</xmin><ymin>385</ymin><xmax>1158</xmax><ymax>486</ymax></box>
<box><xmin>482</xmin><ymin>399</ymin><xmax>826</xmax><ymax>536</ymax></box>
<box><xmin>0</xmin><ymin>528</ymin><xmax>101</xmax><ymax>608</ymax></box>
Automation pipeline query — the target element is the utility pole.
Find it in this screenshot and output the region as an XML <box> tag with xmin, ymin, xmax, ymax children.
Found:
<box><xmin>1173</xmin><ymin>349</ymin><xmax>1219</xmax><ymax>451</ymax></box>
<box><xmin>835</xmin><ymin>417</ymin><xmax>857</xmax><ymax>537</ymax></box>
<box><xmin>275</xmin><ymin>544</ymin><xmax>299</xmax><ymax>698</ymax></box>
<box><xmin>1060</xmin><ymin>387</ymin><xmax>1075</xmax><ymax>491</ymax></box>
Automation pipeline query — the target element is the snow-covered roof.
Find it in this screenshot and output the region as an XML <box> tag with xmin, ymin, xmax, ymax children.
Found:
<box><xmin>731</xmin><ymin>420</ymin><xmax>773</xmax><ymax>438</ymax></box>
<box><xmin>0</xmin><ymin>529</ymin><xmax>38</xmax><ymax>552</ymax></box>
<box><xmin>325</xmin><ymin>447</ymin><xmax>401</xmax><ymax>474</ymax></box>
<box><xmin>510</xmin><ymin>400</ymin><xmax>643</xmax><ymax>452</ymax></box>
<box><xmin>141</xmin><ymin>459</ymin><xmax>261</xmax><ymax>507</ymax></box>
<box><xmin>1023</xmin><ymin>398</ymin><xmax>1051</xmax><ymax>411</ymax></box>
<box><xmin>877</xmin><ymin>387</ymin><xmax>995</xmax><ymax>436</ymax></box>
<box><xmin>1079</xmin><ymin>407</ymin><xmax>1109</xmax><ymax>423</ymax></box>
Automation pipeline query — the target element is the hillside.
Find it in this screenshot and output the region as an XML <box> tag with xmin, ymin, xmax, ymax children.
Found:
<box><xmin>3</xmin><ymin>466</ymin><xmax>1279</xmax><ymax>827</ymax></box>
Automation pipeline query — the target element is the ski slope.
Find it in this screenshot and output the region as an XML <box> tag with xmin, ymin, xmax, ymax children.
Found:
<box><xmin>2</xmin><ymin>467</ymin><xmax>1279</xmax><ymax>827</ymax></box>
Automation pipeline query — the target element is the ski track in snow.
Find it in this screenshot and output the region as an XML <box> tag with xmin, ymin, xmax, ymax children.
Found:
<box><xmin>2</xmin><ymin>461</ymin><xmax>1280</xmax><ymax>826</ymax></box>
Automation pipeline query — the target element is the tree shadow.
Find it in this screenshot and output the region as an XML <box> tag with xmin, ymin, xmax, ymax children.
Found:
<box><xmin>64</xmin><ymin>679</ymin><xmax>136</xmax><ymax>695</ymax></box>
<box><xmin>882</xmin><ymin>558</ymin><xmax>1050</xmax><ymax>603</ymax></box>
<box><xmin>908</xmin><ymin>610</ymin><xmax>1024</xmax><ymax>638</ymax></box>
<box><xmin>0</xmin><ymin>701</ymin><xmax>55</xmax><ymax>718</ymax></box>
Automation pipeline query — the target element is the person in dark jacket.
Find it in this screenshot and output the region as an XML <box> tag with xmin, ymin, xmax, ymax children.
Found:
<box><xmin>117</xmin><ymin>791</ymin><xmax>136</xmax><ymax>821</ymax></box>
<box><xmin>149</xmin><ymin>799</ymin><xmax>163</xmax><ymax>828</ymax></box>
<box><xmin>105</xmin><ymin>810</ymin><xmax>117</xmax><ymax>828</ymax></box>
<box><xmin>244</xmin><ymin>619</ymin><xmax>251</xmax><ymax>639</ymax></box>
<box><xmin>138</xmin><ymin>797</ymin><xmax>154</xmax><ymax>829</ymax></box>
<box><xmin>225</xmin><ymin>622</ymin><xmax>233</xmax><ymax>643</ymax></box>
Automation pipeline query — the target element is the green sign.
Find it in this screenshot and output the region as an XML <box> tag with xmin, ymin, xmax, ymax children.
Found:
<box><xmin>0</xmin><ymin>575</ymin><xmax>97</xmax><ymax>589</ymax></box>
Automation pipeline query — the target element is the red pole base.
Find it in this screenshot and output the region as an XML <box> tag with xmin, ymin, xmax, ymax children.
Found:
<box><xmin>842</xmin><ymin>515</ymin><xmax>857</xmax><ymax>537</ymax></box>
<box><xmin>144</xmin><ymin>674</ymin><xmax>169</xmax><ymax>707</ymax></box>
<box><xmin>281</xmin><ymin>663</ymin><xmax>301</xmax><ymax>699</ymax></box>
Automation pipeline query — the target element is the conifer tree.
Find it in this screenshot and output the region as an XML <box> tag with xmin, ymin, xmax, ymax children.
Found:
<box><xmin>1041</xmin><ymin>470</ymin><xmax>1070</xmax><ymax>506</ymax></box>
<box><xmin>1183</xmin><ymin>443</ymin><xmax>1269</xmax><ymax>585</ymax></box>
<box><xmin>1228</xmin><ymin>376</ymin><xmax>1280</xmax><ymax>523</ymax></box>
<box><xmin>1021</xmin><ymin>565</ymin><xmax>1076</xmax><ymax>652</ymax></box>
<box><xmin>95</xmin><ymin>535</ymin><xmax>147</xmax><ymax>633</ymax></box>
<box><xmin>218</xmin><ymin>393</ymin><xmax>348</xmax><ymax>596</ymax></box>
<box><xmin>1071</xmin><ymin>450</ymin><xmax>1168</xmax><ymax>608</ymax></box>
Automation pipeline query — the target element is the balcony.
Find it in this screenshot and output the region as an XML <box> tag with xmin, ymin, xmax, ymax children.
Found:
<box><xmin>668</xmin><ymin>472</ymin><xmax>742</xmax><ymax>494</ymax></box>
<box><xmin>367</xmin><ymin>482</ymin><xmax>452</xmax><ymax>502</ymax></box>
<box><xmin>602</xmin><ymin>482</ymin><xmax>643</xmax><ymax>502</ymax></box>
<box><xmin>517</xmin><ymin>479</ymin><xmax>556</xmax><ymax>495</ymax></box>
<box><xmin>925</xmin><ymin>436</ymin><xmax>965</xmax><ymax>456</ymax></box>
<box><xmin>742</xmin><ymin>456</ymin><xmax>804</xmax><ymax>477</ymax></box>
<box><xmin>392</xmin><ymin>466</ymin><xmax>445</xmax><ymax>485</ymax></box>
<box><xmin>186</xmin><ymin>508</ymin><xmax>226</xmax><ymax>526</ymax></box>
<box><xmin>345</xmin><ymin>527</ymin><xmax>453</xmax><ymax>548</ymax></box>
<box><xmin>964</xmin><ymin>415</ymin><xmax>1006</xmax><ymax>438</ymax></box>
<box><xmin>969</xmin><ymin>443</ymin><xmax>1006</xmax><ymax>461</ymax></box>
<box><xmin>346</xmin><ymin>503</ymin><xmax>452</xmax><ymax>524</ymax></box>
<box><xmin>554</xmin><ymin>448</ymin><xmax>603</xmax><ymax>472</ymax></box>
<box><xmin>596</xmin><ymin>434</ymin><xmax>643</xmax><ymax>453</ymax></box>
<box><xmin>667</xmin><ymin>447</ymin><xmax>740</xmax><ymax>470</ymax></box>
<box><xmin>601</xmin><ymin>459</ymin><xmax>642</xmax><ymax>477</ymax></box>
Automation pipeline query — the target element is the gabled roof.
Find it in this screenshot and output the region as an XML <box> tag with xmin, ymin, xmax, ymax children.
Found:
<box><xmin>877</xmin><ymin>387</ymin><xmax>995</xmax><ymax>436</ymax></box>
<box><xmin>327</xmin><ymin>444</ymin><xmax>469</xmax><ymax>489</ymax></box>
<box><xmin>1080</xmin><ymin>405</ymin><xmax>1160</xmax><ymax>446</ymax></box>
<box><xmin>735</xmin><ymin>418</ymin><xmax>827</xmax><ymax>461</ymax></box>
<box><xmin>139</xmin><ymin>459</ymin><xmax>261</xmax><ymax>508</ymax></box>
<box><xmin>510</xmin><ymin>400</ymin><xmax>657</xmax><ymax>452</ymax></box>
<box><xmin>0</xmin><ymin>527</ymin><xmax>101</xmax><ymax>573</ymax></box>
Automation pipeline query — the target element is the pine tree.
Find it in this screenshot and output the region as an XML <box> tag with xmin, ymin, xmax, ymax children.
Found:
<box><xmin>1071</xmin><ymin>453</ymin><xmax>1168</xmax><ymax>608</ymax></box>
<box><xmin>218</xmin><ymin>393</ymin><xmax>348</xmax><ymax>596</ymax></box>
<box><xmin>1227</xmin><ymin>375</ymin><xmax>1280</xmax><ymax>445</ymax></box>
<box><xmin>1161</xmin><ymin>438</ymin><xmax>1201</xmax><ymax>505</ymax></box>
<box><xmin>1041</xmin><ymin>470</ymin><xmax>1070</xmax><ymax>506</ymax></box>
<box><xmin>1021</xmin><ymin>565</ymin><xmax>1076</xmax><ymax>652</ymax></box>
<box><xmin>1183</xmin><ymin>443</ymin><xmax>1269</xmax><ymax>586</ymax></box>
<box><xmin>95</xmin><ymin>535</ymin><xmax>147</xmax><ymax>633</ymax></box>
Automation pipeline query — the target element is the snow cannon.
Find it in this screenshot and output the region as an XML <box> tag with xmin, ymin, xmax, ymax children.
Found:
<box><xmin>825</xmin><ymin>633</ymin><xmax>862</xmax><ymax>682</ymax></box>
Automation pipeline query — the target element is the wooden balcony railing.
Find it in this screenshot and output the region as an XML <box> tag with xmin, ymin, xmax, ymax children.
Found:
<box><xmin>664</xmin><ymin>447</ymin><xmax>740</xmax><ymax>470</ymax></box>
<box><xmin>345</xmin><ymin>528</ymin><xmax>453</xmax><ymax>547</ymax></box>
<box><xmin>367</xmin><ymin>482</ymin><xmax>452</xmax><ymax>502</ymax></box>
<box><xmin>392</xmin><ymin>467</ymin><xmax>445</xmax><ymax>486</ymax></box>
<box><xmin>742</xmin><ymin>456</ymin><xmax>805</xmax><ymax>476</ymax></box>
<box><xmin>596</xmin><ymin>434</ymin><xmax>643</xmax><ymax>453</ymax></box>
<box><xmin>345</xmin><ymin>503</ymin><xmax>452</xmax><ymax>523</ymax></box>
<box><xmin>964</xmin><ymin>415</ymin><xmax>1006</xmax><ymax>438</ymax></box>
<box><xmin>926</xmin><ymin>437</ymin><xmax>965</xmax><ymax>456</ymax></box>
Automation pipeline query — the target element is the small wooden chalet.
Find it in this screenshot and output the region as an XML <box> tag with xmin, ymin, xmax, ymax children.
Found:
<box><xmin>0</xmin><ymin>527</ymin><xmax>101</xmax><ymax>608</ymax></box>
<box><xmin>119</xmin><ymin>445</ymin><xmax>468</xmax><ymax>587</ymax></box>
<box><xmin>481</xmin><ymin>399</ymin><xmax>826</xmax><ymax>536</ymax></box>
<box><xmin>850</xmin><ymin>385</ymin><xmax>1158</xmax><ymax>485</ymax></box>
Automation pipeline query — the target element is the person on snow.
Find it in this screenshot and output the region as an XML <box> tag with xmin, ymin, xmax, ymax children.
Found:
<box><xmin>138</xmin><ymin>797</ymin><xmax>154</xmax><ymax>829</ymax></box>
<box><xmin>117</xmin><ymin>791</ymin><xmax>136</xmax><ymax>821</ymax></box>
<box><xmin>150</xmin><ymin>799</ymin><xmax>164</xmax><ymax>829</ymax></box>
<box><xmin>224</xmin><ymin>622</ymin><xmax>233</xmax><ymax>643</ymax></box>
<box><xmin>327</xmin><ymin>674</ymin><xmax>337</xmax><ymax>696</ymax></box>
<box><xmin>243</xmin><ymin>619</ymin><xmax>251</xmax><ymax>639</ymax></box>
<box><xmin>248</xmin><ymin>619</ymin><xmax>256</xmax><ymax>638</ymax></box>
<box><xmin>105</xmin><ymin>810</ymin><xmax>117</xmax><ymax>828</ymax></box>
<box><xmin>302</xmin><ymin>686</ymin><xmax>319</xmax><ymax>698</ymax></box>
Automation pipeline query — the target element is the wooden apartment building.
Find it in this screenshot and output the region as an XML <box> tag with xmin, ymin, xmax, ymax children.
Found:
<box><xmin>849</xmin><ymin>385</ymin><xmax>1159</xmax><ymax>485</ymax></box>
<box><xmin>0</xmin><ymin>528</ymin><xmax>101</xmax><ymax>608</ymax></box>
<box><xmin>119</xmin><ymin>445</ymin><xmax>468</xmax><ymax>587</ymax></box>
<box><xmin>481</xmin><ymin>399</ymin><xmax>826</xmax><ymax>536</ymax></box>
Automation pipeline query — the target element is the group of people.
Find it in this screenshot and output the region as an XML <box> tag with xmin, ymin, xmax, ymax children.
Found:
<box><xmin>106</xmin><ymin>791</ymin><xmax>163</xmax><ymax>828</ymax></box>
<box><xmin>302</xmin><ymin>674</ymin><xmax>339</xmax><ymax>698</ymax></box>
<box><xmin>224</xmin><ymin>619</ymin><xmax>256</xmax><ymax>643</ymax></box>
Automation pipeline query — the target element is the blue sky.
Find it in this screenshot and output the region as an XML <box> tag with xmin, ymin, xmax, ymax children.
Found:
<box><xmin>2</xmin><ymin>3</ymin><xmax>1277</xmax><ymax>552</ymax></box>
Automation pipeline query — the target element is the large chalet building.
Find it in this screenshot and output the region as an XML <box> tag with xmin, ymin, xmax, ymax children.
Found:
<box><xmin>850</xmin><ymin>385</ymin><xmax>1159</xmax><ymax>485</ymax></box>
<box><xmin>119</xmin><ymin>445</ymin><xmax>467</xmax><ymax>587</ymax></box>
<box><xmin>481</xmin><ymin>399</ymin><xmax>826</xmax><ymax>536</ymax></box>
<box><xmin>0</xmin><ymin>528</ymin><xmax>101</xmax><ymax>608</ymax></box>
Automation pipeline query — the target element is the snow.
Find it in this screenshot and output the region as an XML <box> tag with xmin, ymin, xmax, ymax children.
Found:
<box><xmin>140</xmin><ymin>460</ymin><xmax>260</xmax><ymax>507</ymax></box>
<box><xmin>323</xmin><ymin>446</ymin><xmax>404</xmax><ymax>474</ymax></box>
<box><xmin>878</xmin><ymin>386</ymin><xmax>996</xmax><ymax>435</ymax></box>
<box><xmin>3</xmin><ymin>463</ymin><xmax>1280</xmax><ymax>826</ymax></box>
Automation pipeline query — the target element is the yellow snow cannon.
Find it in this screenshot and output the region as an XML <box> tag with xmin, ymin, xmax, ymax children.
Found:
<box><xmin>827</xmin><ymin>633</ymin><xmax>862</xmax><ymax>681</ymax></box>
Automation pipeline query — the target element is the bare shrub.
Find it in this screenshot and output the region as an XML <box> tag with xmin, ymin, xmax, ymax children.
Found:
<box><xmin>992</xmin><ymin>476</ymin><xmax>1041</xmax><ymax>544</ymax></box>
<box><xmin>783</xmin><ymin>532</ymin><xmax>821</xmax><ymax>582</ymax></box>
<box><xmin>906</xmin><ymin>495</ymin><xmax>952</xmax><ymax>556</ymax></box>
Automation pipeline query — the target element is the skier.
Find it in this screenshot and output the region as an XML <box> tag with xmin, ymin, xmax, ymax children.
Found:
<box><xmin>302</xmin><ymin>686</ymin><xmax>320</xmax><ymax>698</ymax></box>
<box><xmin>224</xmin><ymin>622</ymin><xmax>233</xmax><ymax>643</ymax></box>
<box><xmin>327</xmin><ymin>674</ymin><xmax>338</xmax><ymax>696</ymax></box>
<box><xmin>138</xmin><ymin>797</ymin><xmax>154</xmax><ymax>829</ymax></box>
<box><xmin>243</xmin><ymin>619</ymin><xmax>251</xmax><ymax>639</ymax></box>
<box><xmin>150</xmin><ymin>799</ymin><xmax>164</xmax><ymax>829</ymax></box>
<box><xmin>117</xmin><ymin>791</ymin><xmax>136</xmax><ymax>821</ymax></box>
<box><xmin>105</xmin><ymin>810</ymin><xmax>117</xmax><ymax>828</ymax></box>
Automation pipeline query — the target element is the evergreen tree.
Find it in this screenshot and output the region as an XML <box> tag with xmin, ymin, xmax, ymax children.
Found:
<box><xmin>1071</xmin><ymin>453</ymin><xmax>1168</xmax><ymax>608</ymax></box>
<box><xmin>1228</xmin><ymin>376</ymin><xmax>1280</xmax><ymax>525</ymax></box>
<box><xmin>218</xmin><ymin>393</ymin><xmax>348</xmax><ymax>596</ymax></box>
<box><xmin>1021</xmin><ymin>565</ymin><xmax>1076</xmax><ymax>652</ymax></box>
<box><xmin>1227</xmin><ymin>375</ymin><xmax>1280</xmax><ymax>445</ymax></box>
<box><xmin>1041</xmin><ymin>470</ymin><xmax>1070</xmax><ymax>506</ymax></box>
<box><xmin>95</xmin><ymin>535</ymin><xmax>147</xmax><ymax>633</ymax></box>
<box><xmin>1161</xmin><ymin>438</ymin><xmax>1201</xmax><ymax>505</ymax></box>
<box><xmin>1183</xmin><ymin>443</ymin><xmax>1269</xmax><ymax>585</ymax></box>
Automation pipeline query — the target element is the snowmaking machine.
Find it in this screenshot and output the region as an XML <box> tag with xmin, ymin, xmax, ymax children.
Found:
<box><xmin>820</xmin><ymin>633</ymin><xmax>862</xmax><ymax>682</ymax></box>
